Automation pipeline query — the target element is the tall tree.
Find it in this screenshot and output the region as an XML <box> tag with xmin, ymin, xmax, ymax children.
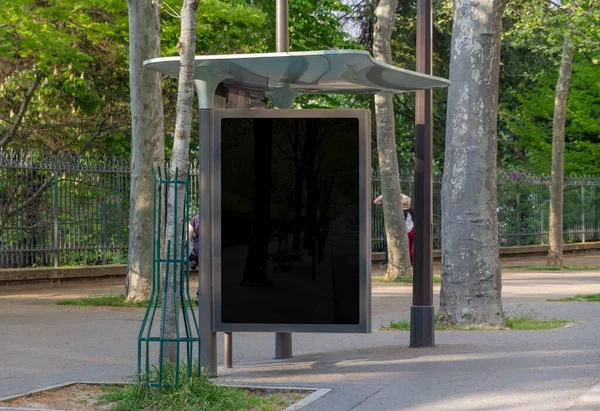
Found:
<box><xmin>124</xmin><ymin>0</ymin><xmax>165</xmax><ymax>300</ymax></box>
<box><xmin>162</xmin><ymin>0</ymin><xmax>200</xmax><ymax>360</ymax></box>
<box><xmin>439</xmin><ymin>0</ymin><xmax>509</xmax><ymax>326</ymax></box>
<box><xmin>547</xmin><ymin>33</ymin><xmax>573</xmax><ymax>266</ymax></box>
<box><xmin>503</xmin><ymin>0</ymin><xmax>600</xmax><ymax>265</ymax></box>
<box><xmin>373</xmin><ymin>0</ymin><xmax>412</xmax><ymax>279</ymax></box>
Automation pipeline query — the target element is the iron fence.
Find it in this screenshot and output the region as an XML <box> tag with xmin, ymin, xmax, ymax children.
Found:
<box><xmin>0</xmin><ymin>150</ymin><xmax>130</xmax><ymax>268</ymax></box>
<box><xmin>2</xmin><ymin>150</ymin><xmax>600</xmax><ymax>267</ymax></box>
<box><xmin>370</xmin><ymin>171</ymin><xmax>600</xmax><ymax>251</ymax></box>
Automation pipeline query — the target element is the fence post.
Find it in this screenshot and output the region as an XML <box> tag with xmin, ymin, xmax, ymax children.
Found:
<box><xmin>581</xmin><ymin>185</ymin><xmax>585</xmax><ymax>243</ymax></box>
<box><xmin>53</xmin><ymin>171</ymin><xmax>59</xmax><ymax>267</ymax></box>
<box><xmin>116</xmin><ymin>176</ymin><xmax>121</xmax><ymax>264</ymax></box>
<box><xmin>102</xmin><ymin>203</ymin><xmax>107</xmax><ymax>264</ymax></box>
<box><xmin>516</xmin><ymin>194</ymin><xmax>521</xmax><ymax>245</ymax></box>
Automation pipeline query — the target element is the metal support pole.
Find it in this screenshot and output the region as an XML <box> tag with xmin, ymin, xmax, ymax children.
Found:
<box><xmin>275</xmin><ymin>332</ymin><xmax>292</xmax><ymax>359</ymax></box>
<box><xmin>199</xmin><ymin>108</ymin><xmax>217</xmax><ymax>377</ymax></box>
<box><xmin>274</xmin><ymin>0</ymin><xmax>293</xmax><ymax>360</ymax></box>
<box><xmin>276</xmin><ymin>0</ymin><xmax>289</xmax><ymax>53</ymax></box>
<box><xmin>411</xmin><ymin>0</ymin><xmax>435</xmax><ymax>348</ymax></box>
<box><xmin>224</xmin><ymin>332</ymin><xmax>233</xmax><ymax>368</ymax></box>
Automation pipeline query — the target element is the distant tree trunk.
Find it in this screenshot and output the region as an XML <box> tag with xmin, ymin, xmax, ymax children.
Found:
<box><xmin>124</xmin><ymin>0</ymin><xmax>165</xmax><ymax>301</ymax></box>
<box><xmin>547</xmin><ymin>34</ymin><xmax>574</xmax><ymax>267</ymax></box>
<box><xmin>439</xmin><ymin>0</ymin><xmax>508</xmax><ymax>326</ymax></box>
<box><xmin>373</xmin><ymin>0</ymin><xmax>412</xmax><ymax>280</ymax></box>
<box><xmin>163</xmin><ymin>0</ymin><xmax>199</xmax><ymax>361</ymax></box>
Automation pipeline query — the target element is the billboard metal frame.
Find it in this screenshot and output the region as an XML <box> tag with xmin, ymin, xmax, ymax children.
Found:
<box><xmin>212</xmin><ymin>109</ymin><xmax>372</xmax><ymax>333</ymax></box>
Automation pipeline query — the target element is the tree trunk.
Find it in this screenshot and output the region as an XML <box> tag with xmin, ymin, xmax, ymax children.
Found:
<box><xmin>547</xmin><ymin>34</ymin><xmax>574</xmax><ymax>267</ymax></box>
<box><xmin>373</xmin><ymin>0</ymin><xmax>412</xmax><ymax>280</ymax></box>
<box><xmin>439</xmin><ymin>0</ymin><xmax>508</xmax><ymax>326</ymax></box>
<box><xmin>163</xmin><ymin>0</ymin><xmax>200</xmax><ymax>361</ymax></box>
<box><xmin>124</xmin><ymin>0</ymin><xmax>165</xmax><ymax>301</ymax></box>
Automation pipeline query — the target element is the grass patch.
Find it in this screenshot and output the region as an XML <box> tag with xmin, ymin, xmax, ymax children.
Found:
<box><xmin>58</xmin><ymin>295</ymin><xmax>148</xmax><ymax>307</ymax></box>
<box><xmin>372</xmin><ymin>275</ymin><xmax>441</xmax><ymax>284</ymax></box>
<box><xmin>96</xmin><ymin>364</ymin><xmax>304</xmax><ymax>411</ymax></box>
<box><xmin>57</xmin><ymin>295</ymin><xmax>196</xmax><ymax>308</ymax></box>
<box><xmin>506</xmin><ymin>265</ymin><xmax>600</xmax><ymax>271</ymax></box>
<box><xmin>382</xmin><ymin>313</ymin><xmax>569</xmax><ymax>331</ymax></box>
<box><xmin>548</xmin><ymin>293</ymin><xmax>600</xmax><ymax>302</ymax></box>
<box><xmin>505</xmin><ymin>315</ymin><xmax>570</xmax><ymax>330</ymax></box>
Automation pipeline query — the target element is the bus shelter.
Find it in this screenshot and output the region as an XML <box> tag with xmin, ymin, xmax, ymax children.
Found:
<box><xmin>145</xmin><ymin>49</ymin><xmax>450</xmax><ymax>376</ymax></box>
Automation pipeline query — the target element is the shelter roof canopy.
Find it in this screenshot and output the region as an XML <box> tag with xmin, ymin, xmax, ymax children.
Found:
<box><xmin>144</xmin><ymin>50</ymin><xmax>449</xmax><ymax>95</ymax></box>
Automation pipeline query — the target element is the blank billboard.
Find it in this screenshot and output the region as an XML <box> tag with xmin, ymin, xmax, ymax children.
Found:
<box><xmin>213</xmin><ymin>109</ymin><xmax>371</xmax><ymax>333</ymax></box>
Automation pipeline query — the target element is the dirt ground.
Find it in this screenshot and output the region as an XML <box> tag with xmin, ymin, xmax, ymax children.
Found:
<box><xmin>0</xmin><ymin>383</ymin><xmax>305</xmax><ymax>411</ymax></box>
<box><xmin>0</xmin><ymin>384</ymin><xmax>115</xmax><ymax>411</ymax></box>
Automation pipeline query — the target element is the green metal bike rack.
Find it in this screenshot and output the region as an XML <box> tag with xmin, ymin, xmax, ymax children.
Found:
<box><xmin>137</xmin><ymin>167</ymin><xmax>201</xmax><ymax>390</ymax></box>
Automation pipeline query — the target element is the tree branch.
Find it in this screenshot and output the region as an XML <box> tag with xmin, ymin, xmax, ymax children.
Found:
<box><xmin>0</xmin><ymin>71</ymin><xmax>43</xmax><ymax>149</ymax></box>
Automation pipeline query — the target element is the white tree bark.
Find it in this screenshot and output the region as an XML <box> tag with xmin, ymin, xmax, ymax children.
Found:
<box><xmin>373</xmin><ymin>0</ymin><xmax>412</xmax><ymax>279</ymax></box>
<box><xmin>547</xmin><ymin>34</ymin><xmax>574</xmax><ymax>267</ymax></box>
<box><xmin>125</xmin><ymin>0</ymin><xmax>165</xmax><ymax>301</ymax></box>
<box><xmin>439</xmin><ymin>0</ymin><xmax>508</xmax><ymax>326</ymax></box>
<box><xmin>163</xmin><ymin>0</ymin><xmax>199</xmax><ymax>361</ymax></box>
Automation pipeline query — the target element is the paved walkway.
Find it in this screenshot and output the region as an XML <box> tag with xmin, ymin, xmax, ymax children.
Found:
<box><xmin>1</xmin><ymin>254</ymin><xmax>600</xmax><ymax>410</ymax></box>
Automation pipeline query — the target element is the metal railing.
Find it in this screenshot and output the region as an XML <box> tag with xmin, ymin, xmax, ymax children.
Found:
<box><xmin>2</xmin><ymin>150</ymin><xmax>600</xmax><ymax>267</ymax></box>
<box><xmin>0</xmin><ymin>150</ymin><xmax>130</xmax><ymax>267</ymax></box>
<box><xmin>371</xmin><ymin>170</ymin><xmax>600</xmax><ymax>251</ymax></box>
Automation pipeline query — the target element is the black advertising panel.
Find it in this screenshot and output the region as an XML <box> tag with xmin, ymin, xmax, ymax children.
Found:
<box><xmin>213</xmin><ymin>109</ymin><xmax>371</xmax><ymax>333</ymax></box>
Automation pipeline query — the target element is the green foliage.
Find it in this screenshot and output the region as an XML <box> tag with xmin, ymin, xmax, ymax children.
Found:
<box><xmin>382</xmin><ymin>313</ymin><xmax>570</xmax><ymax>331</ymax></box>
<box><xmin>509</xmin><ymin>265</ymin><xmax>600</xmax><ymax>271</ymax></box>
<box><xmin>57</xmin><ymin>295</ymin><xmax>148</xmax><ymax>307</ymax></box>
<box><xmin>505</xmin><ymin>314</ymin><xmax>569</xmax><ymax>330</ymax></box>
<box><xmin>0</xmin><ymin>0</ymin><xmax>130</xmax><ymax>154</ymax></box>
<box><xmin>160</xmin><ymin>0</ymin><xmax>268</xmax><ymax>56</ymax></box>
<box><xmin>57</xmin><ymin>295</ymin><xmax>196</xmax><ymax>308</ymax></box>
<box><xmin>372</xmin><ymin>275</ymin><xmax>441</xmax><ymax>283</ymax></box>
<box><xmin>0</xmin><ymin>0</ymin><xmax>127</xmax><ymax>71</ymax></box>
<box><xmin>548</xmin><ymin>293</ymin><xmax>600</xmax><ymax>302</ymax></box>
<box><xmin>249</xmin><ymin>0</ymin><xmax>356</xmax><ymax>52</ymax></box>
<box><xmin>2</xmin><ymin>0</ymin><xmax>599</xmax><ymax>174</ymax></box>
<box><xmin>499</xmin><ymin>0</ymin><xmax>600</xmax><ymax>175</ymax></box>
<box><xmin>504</xmin><ymin>56</ymin><xmax>600</xmax><ymax>175</ymax></box>
<box><xmin>97</xmin><ymin>364</ymin><xmax>303</xmax><ymax>411</ymax></box>
<box><xmin>1</xmin><ymin>0</ymin><xmax>356</xmax><ymax>156</ymax></box>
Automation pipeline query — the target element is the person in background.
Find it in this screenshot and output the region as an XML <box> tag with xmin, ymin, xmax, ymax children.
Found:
<box><xmin>373</xmin><ymin>194</ymin><xmax>387</xmax><ymax>268</ymax></box>
<box><xmin>402</xmin><ymin>195</ymin><xmax>415</xmax><ymax>267</ymax></box>
<box><xmin>188</xmin><ymin>214</ymin><xmax>200</xmax><ymax>304</ymax></box>
<box><xmin>373</xmin><ymin>194</ymin><xmax>414</xmax><ymax>268</ymax></box>
<box><xmin>188</xmin><ymin>214</ymin><xmax>200</xmax><ymax>270</ymax></box>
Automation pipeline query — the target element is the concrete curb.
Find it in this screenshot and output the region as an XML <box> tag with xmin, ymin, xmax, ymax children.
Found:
<box><xmin>283</xmin><ymin>388</ymin><xmax>332</xmax><ymax>410</ymax></box>
<box><xmin>0</xmin><ymin>265</ymin><xmax>127</xmax><ymax>286</ymax></box>
<box><xmin>372</xmin><ymin>241</ymin><xmax>600</xmax><ymax>261</ymax></box>
<box><xmin>2</xmin><ymin>242</ymin><xmax>599</xmax><ymax>285</ymax></box>
<box><xmin>568</xmin><ymin>380</ymin><xmax>600</xmax><ymax>410</ymax></box>
<box><xmin>0</xmin><ymin>380</ymin><xmax>331</xmax><ymax>411</ymax></box>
